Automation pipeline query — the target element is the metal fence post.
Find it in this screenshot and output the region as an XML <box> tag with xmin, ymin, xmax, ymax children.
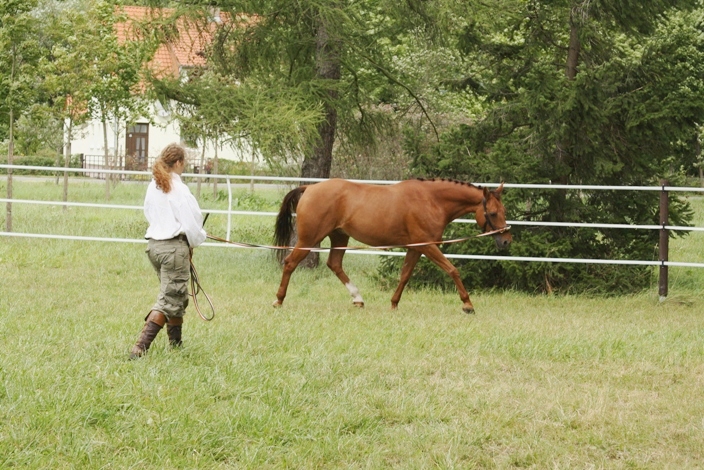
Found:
<box><xmin>658</xmin><ymin>179</ymin><xmax>669</xmax><ymax>301</ymax></box>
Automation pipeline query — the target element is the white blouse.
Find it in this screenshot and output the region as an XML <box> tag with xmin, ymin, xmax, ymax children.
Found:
<box><xmin>143</xmin><ymin>173</ymin><xmax>207</xmax><ymax>247</ymax></box>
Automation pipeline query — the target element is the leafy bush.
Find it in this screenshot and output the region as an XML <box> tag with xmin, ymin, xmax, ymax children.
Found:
<box><xmin>0</xmin><ymin>154</ymin><xmax>84</xmax><ymax>175</ymax></box>
<box><xmin>201</xmin><ymin>188</ymin><xmax>278</xmax><ymax>212</ymax></box>
<box><xmin>206</xmin><ymin>158</ymin><xmax>265</xmax><ymax>176</ymax></box>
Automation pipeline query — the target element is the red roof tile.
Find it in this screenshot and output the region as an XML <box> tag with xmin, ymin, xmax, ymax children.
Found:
<box><xmin>115</xmin><ymin>6</ymin><xmax>227</xmax><ymax>79</ymax></box>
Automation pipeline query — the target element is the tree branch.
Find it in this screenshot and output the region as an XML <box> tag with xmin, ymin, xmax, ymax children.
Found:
<box><xmin>355</xmin><ymin>49</ymin><xmax>439</xmax><ymax>141</ymax></box>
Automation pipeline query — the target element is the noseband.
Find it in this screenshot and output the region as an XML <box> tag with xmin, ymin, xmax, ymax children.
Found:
<box><xmin>481</xmin><ymin>197</ymin><xmax>511</xmax><ymax>235</ymax></box>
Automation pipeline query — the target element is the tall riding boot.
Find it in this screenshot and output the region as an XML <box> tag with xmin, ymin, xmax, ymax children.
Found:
<box><xmin>129</xmin><ymin>310</ymin><xmax>167</xmax><ymax>359</ymax></box>
<box><xmin>167</xmin><ymin>317</ymin><xmax>183</xmax><ymax>348</ymax></box>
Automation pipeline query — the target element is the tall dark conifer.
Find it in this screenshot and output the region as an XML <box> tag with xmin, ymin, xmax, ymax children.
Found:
<box><xmin>406</xmin><ymin>0</ymin><xmax>704</xmax><ymax>293</ymax></box>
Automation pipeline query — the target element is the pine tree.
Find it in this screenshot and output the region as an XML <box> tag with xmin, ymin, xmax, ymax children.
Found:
<box><xmin>405</xmin><ymin>0</ymin><xmax>704</xmax><ymax>293</ymax></box>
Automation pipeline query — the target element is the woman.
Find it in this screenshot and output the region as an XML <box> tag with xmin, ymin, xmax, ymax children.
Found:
<box><xmin>130</xmin><ymin>143</ymin><xmax>207</xmax><ymax>359</ymax></box>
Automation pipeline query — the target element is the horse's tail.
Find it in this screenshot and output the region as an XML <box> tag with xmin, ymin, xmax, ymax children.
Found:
<box><xmin>274</xmin><ymin>185</ymin><xmax>308</xmax><ymax>263</ymax></box>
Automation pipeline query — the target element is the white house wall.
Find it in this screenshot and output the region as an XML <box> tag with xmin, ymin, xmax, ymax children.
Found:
<box><xmin>67</xmin><ymin>101</ymin><xmax>251</xmax><ymax>164</ymax></box>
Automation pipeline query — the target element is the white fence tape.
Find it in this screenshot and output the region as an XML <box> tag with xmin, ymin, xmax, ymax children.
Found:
<box><xmin>2</xmin><ymin>165</ymin><xmax>704</xmax><ymax>268</ymax></box>
<box><xmin>4</xmin><ymin>163</ymin><xmax>704</xmax><ymax>192</ymax></box>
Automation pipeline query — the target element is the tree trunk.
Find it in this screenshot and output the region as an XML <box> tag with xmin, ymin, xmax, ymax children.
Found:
<box><xmin>54</xmin><ymin>150</ymin><xmax>61</xmax><ymax>185</ymax></box>
<box><xmin>63</xmin><ymin>118</ymin><xmax>73</xmax><ymax>211</ymax></box>
<box><xmin>6</xmin><ymin>45</ymin><xmax>16</xmax><ymax>233</ymax></box>
<box><xmin>550</xmin><ymin>8</ymin><xmax>582</xmax><ymax>222</ymax></box>
<box><xmin>301</xmin><ymin>15</ymin><xmax>341</xmax><ymax>181</ymax></box>
<box><xmin>212</xmin><ymin>138</ymin><xmax>219</xmax><ymax>198</ymax></box>
<box><xmin>197</xmin><ymin>139</ymin><xmax>205</xmax><ymax>198</ymax></box>
<box><xmin>6</xmin><ymin>108</ymin><xmax>14</xmax><ymax>233</ymax></box>
<box><xmin>250</xmin><ymin>150</ymin><xmax>256</xmax><ymax>193</ymax></box>
<box><xmin>112</xmin><ymin>114</ymin><xmax>120</xmax><ymax>189</ymax></box>
<box><xmin>566</xmin><ymin>11</ymin><xmax>580</xmax><ymax>81</ymax></box>
<box><xmin>696</xmin><ymin>134</ymin><xmax>703</xmax><ymax>187</ymax></box>
<box><xmin>102</xmin><ymin>114</ymin><xmax>110</xmax><ymax>200</ymax></box>
<box><xmin>298</xmin><ymin>9</ymin><xmax>342</xmax><ymax>268</ymax></box>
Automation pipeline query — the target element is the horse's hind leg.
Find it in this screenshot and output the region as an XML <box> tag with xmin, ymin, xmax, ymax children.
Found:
<box><xmin>273</xmin><ymin>246</ymin><xmax>315</xmax><ymax>307</ymax></box>
<box><xmin>390</xmin><ymin>249</ymin><xmax>422</xmax><ymax>309</ymax></box>
<box><xmin>326</xmin><ymin>231</ymin><xmax>364</xmax><ymax>307</ymax></box>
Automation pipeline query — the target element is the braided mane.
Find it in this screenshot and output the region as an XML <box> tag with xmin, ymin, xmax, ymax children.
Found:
<box><xmin>414</xmin><ymin>177</ymin><xmax>481</xmax><ymax>189</ymax></box>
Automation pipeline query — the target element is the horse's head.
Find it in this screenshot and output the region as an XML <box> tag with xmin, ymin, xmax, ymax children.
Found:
<box><xmin>476</xmin><ymin>183</ymin><xmax>512</xmax><ymax>250</ymax></box>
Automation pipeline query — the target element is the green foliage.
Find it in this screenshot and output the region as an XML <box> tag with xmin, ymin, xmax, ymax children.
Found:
<box><xmin>0</xmin><ymin>153</ymin><xmax>82</xmax><ymax>175</ymax></box>
<box><xmin>201</xmin><ymin>188</ymin><xmax>274</xmax><ymax>212</ymax></box>
<box><xmin>3</xmin><ymin>0</ymin><xmax>703</xmax><ymax>297</ymax></box>
<box><xmin>206</xmin><ymin>158</ymin><xmax>252</xmax><ymax>176</ymax></box>
<box><xmin>392</xmin><ymin>1</ymin><xmax>703</xmax><ymax>295</ymax></box>
<box><xmin>141</xmin><ymin>4</ymin><xmax>326</xmax><ymax>168</ymax></box>
<box><xmin>231</xmin><ymin>191</ymin><xmax>272</xmax><ymax>211</ymax></box>
<box><xmin>0</xmin><ymin>0</ymin><xmax>42</xmax><ymax>142</ymax></box>
<box><xmin>0</xmin><ymin>155</ymin><xmax>55</xmax><ymax>174</ymax></box>
<box><xmin>36</xmin><ymin>0</ymin><xmax>101</xmax><ymax>142</ymax></box>
<box><xmin>138</xmin><ymin>0</ymin><xmax>463</xmax><ymax>177</ymax></box>
<box><xmin>13</xmin><ymin>110</ymin><xmax>63</xmax><ymax>156</ymax></box>
<box><xmin>86</xmin><ymin>1</ymin><xmax>151</xmax><ymax>129</ymax></box>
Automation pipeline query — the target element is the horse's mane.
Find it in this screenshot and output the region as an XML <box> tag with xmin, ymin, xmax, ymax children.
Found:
<box><xmin>414</xmin><ymin>177</ymin><xmax>481</xmax><ymax>189</ymax></box>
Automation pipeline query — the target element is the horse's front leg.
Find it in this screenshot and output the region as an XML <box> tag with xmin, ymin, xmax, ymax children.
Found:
<box><xmin>273</xmin><ymin>247</ymin><xmax>313</xmax><ymax>307</ymax></box>
<box><xmin>390</xmin><ymin>250</ymin><xmax>422</xmax><ymax>309</ymax></box>
<box><xmin>326</xmin><ymin>232</ymin><xmax>364</xmax><ymax>307</ymax></box>
<box><xmin>418</xmin><ymin>245</ymin><xmax>475</xmax><ymax>314</ymax></box>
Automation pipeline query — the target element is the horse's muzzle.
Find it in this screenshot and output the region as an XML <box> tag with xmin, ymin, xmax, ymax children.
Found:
<box><xmin>493</xmin><ymin>233</ymin><xmax>512</xmax><ymax>250</ymax></box>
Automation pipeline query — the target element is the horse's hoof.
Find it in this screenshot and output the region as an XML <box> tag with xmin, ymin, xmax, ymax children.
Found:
<box><xmin>353</xmin><ymin>302</ymin><xmax>364</xmax><ymax>308</ymax></box>
<box><xmin>462</xmin><ymin>307</ymin><xmax>475</xmax><ymax>314</ymax></box>
<box><xmin>272</xmin><ymin>300</ymin><xmax>282</xmax><ymax>308</ymax></box>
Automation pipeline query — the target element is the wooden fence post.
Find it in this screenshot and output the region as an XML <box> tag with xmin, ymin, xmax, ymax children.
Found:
<box><xmin>658</xmin><ymin>179</ymin><xmax>669</xmax><ymax>301</ymax></box>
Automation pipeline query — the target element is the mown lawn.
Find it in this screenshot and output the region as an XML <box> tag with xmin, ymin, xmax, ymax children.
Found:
<box><xmin>1</xmin><ymin>177</ymin><xmax>703</xmax><ymax>468</ymax></box>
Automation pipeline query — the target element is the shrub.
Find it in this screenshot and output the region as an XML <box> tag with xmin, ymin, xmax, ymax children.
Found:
<box><xmin>0</xmin><ymin>155</ymin><xmax>62</xmax><ymax>175</ymax></box>
<box><xmin>206</xmin><ymin>158</ymin><xmax>265</xmax><ymax>176</ymax></box>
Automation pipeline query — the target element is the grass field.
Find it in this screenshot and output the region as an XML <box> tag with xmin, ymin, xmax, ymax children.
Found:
<box><xmin>1</xmin><ymin>177</ymin><xmax>704</xmax><ymax>468</ymax></box>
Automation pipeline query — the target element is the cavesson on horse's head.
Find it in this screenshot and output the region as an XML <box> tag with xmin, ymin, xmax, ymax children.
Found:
<box><xmin>475</xmin><ymin>183</ymin><xmax>512</xmax><ymax>250</ymax></box>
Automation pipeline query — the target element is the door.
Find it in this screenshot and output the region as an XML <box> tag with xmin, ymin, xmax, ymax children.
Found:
<box><xmin>126</xmin><ymin>123</ymin><xmax>149</xmax><ymax>170</ymax></box>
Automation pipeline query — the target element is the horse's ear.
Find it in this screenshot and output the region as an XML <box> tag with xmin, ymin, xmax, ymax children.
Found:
<box><xmin>483</xmin><ymin>186</ymin><xmax>490</xmax><ymax>199</ymax></box>
<box><xmin>495</xmin><ymin>182</ymin><xmax>505</xmax><ymax>198</ymax></box>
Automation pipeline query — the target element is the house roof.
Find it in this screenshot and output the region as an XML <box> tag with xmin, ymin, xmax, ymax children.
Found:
<box><xmin>115</xmin><ymin>6</ymin><xmax>227</xmax><ymax>79</ymax></box>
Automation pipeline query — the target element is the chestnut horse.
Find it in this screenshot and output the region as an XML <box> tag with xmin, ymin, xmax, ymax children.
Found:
<box><xmin>273</xmin><ymin>178</ymin><xmax>511</xmax><ymax>313</ymax></box>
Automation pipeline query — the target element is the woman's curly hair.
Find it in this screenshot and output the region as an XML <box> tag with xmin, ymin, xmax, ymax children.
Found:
<box><xmin>152</xmin><ymin>143</ymin><xmax>186</xmax><ymax>193</ymax></box>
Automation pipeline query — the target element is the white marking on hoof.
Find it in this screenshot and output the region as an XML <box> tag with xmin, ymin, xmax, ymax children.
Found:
<box><xmin>345</xmin><ymin>282</ymin><xmax>364</xmax><ymax>305</ymax></box>
<box><xmin>272</xmin><ymin>300</ymin><xmax>282</xmax><ymax>308</ymax></box>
